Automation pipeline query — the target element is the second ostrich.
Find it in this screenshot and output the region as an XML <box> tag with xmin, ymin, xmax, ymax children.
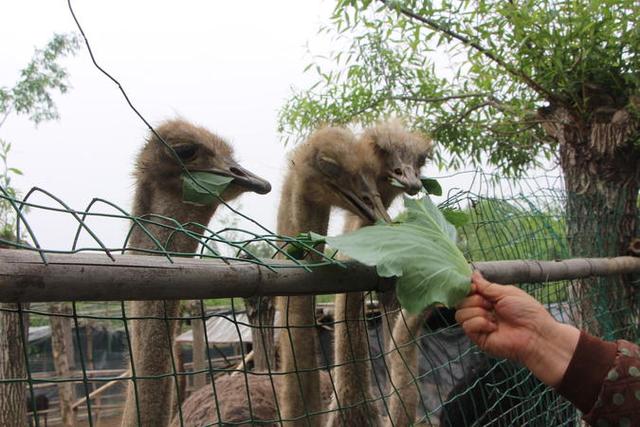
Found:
<box><xmin>327</xmin><ymin>121</ymin><xmax>432</xmax><ymax>426</ymax></box>
<box><xmin>120</xmin><ymin>119</ymin><xmax>271</xmax><ymax>427</ymax></box>
<box><xmin>276</xmin><ymin>126</ymin><xmax>391</xmax><ymax>426</ymax></box>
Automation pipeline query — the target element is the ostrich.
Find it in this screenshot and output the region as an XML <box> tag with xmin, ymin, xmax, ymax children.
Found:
<box><xmin>276</xmin><ymin>126</ymin><xmax>391</xmax><ymax>427</ymax></box>
<box><xmin>364</xmin><ymin>120</ymin><xmax>432</xmax><ymax>352</ymax></box>
<box><xmin>172</xmin><ymin>371</ymin><xmax>336</xmax><ymax>427</ymax></box>
<box><xmin>120</xmin><ymin>119</ymin><xmax>271</xmax><ymax>427</ymax></box>
<box><xmin>327</xmin><ymin>121</ymin><xmax>432</xmax><ymax>426</ymax></box>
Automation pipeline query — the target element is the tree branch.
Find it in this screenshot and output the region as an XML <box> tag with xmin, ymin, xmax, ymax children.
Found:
<box><xmin>431</xmin><ymin>101</ymin><xmax>492</xmax><ymax>134</ymax></box>
<box><xmin>379</xmin><ymin>0</ymin><xmax>561</xmax><ymax>104</ymax></box>
<box><xmin>390</xmin><ymin>92</ymin><xmax>490</xmax><ymax>103</ymax></box>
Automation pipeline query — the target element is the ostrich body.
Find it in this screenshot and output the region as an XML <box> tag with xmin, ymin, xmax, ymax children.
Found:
<box><xmin>276</xmin><ymin>126</ymin><xmax>390</xmax><ymax>427</ymax></box>
<box><xmin>327</xmin><ymin>121</ymin><xmax>432</xmax><ymax>426</ymax></box>
<box><xmin>120</xmin><ymin>119</ymin><xmax>270</xmax><ymax>427</ymax></box>
<box><xmin>172</xmin><ymin>370</ymin><xmax>336</xmax><ymax>427</ymax></box>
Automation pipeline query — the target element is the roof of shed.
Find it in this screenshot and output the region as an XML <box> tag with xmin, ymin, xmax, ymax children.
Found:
<box><xmin>176</xmin><ymin>310</ymin><xmax>281</xmax><ymax>345</ymax></box>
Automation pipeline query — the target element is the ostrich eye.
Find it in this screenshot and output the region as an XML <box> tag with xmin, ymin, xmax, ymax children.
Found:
<box><xmin>173</xmin><ymin>144</ymin><xmax>199</xmax><ymax>162</ymax></box>
<box><xmin>317</xmin><ymin>155</ymin><xmax>343</xmax><ymax>178</ymax></box>
<box><xmin>373</xmin><ymin>144</ymin><xmax>389</xmax><ymax>157</ymax></box>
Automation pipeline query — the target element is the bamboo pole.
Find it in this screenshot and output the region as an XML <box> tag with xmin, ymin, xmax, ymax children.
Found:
<box><xmin>0</xmin><ymin>249</ymin><xmax>387</xmax><ymax>302</ymax></box>
<box><xmin>0</xmin><ymin>249</ymin><xmax>638</xmax><ymax>303</ymax></box>
<box><xmin>471</xmin><ymin>257</ymin><xmax>640</xmax><ymax>284</ymax></box>
<box><xmin>71</xmin><ymin>370</ymin><xmax>130</xmax><ymax>410</ymax></box>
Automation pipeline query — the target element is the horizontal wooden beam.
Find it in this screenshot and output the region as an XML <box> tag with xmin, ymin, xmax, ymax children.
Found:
<box><xmin>472</xmin><ymin>257</ymin><xmax>640</xmax><ymax>284</ymax></box>
<box><xmin>0</xmin><ymin>249</ymin><xmax>638</xmax><ymax>303</ymax></box>
<box><xmin>0</xmin><ymin>249</ymin><xmax>390</xmax><ymax>302</ymax></box>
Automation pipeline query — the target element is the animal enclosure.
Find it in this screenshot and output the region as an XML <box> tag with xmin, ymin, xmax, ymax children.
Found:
<box><xmin>1</xmin><ymin>3</ymin><xmax>639</xmax><ymax>425</ymax></box>
<box><xmin>0</xmin><ymin>170</ymin><xmax>638</xmax><ymax>426</ymax></box>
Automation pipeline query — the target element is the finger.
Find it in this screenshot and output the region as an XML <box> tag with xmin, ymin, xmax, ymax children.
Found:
<box><xmin>461</xmin><ymin>316</ymin><xmax>497</xmax><ymax>336</ymax></box>
<box><xmin>472</xmin><ymin>271</ymin><xmax>519</xmax><ymax>301</ymax></box>
<box><xmin>456</xmin><ymin>294</ymin><xmax>493</xmax><ymax>310</ymax></box>
<box><xmin>455</xmin><ymin>307</ymin><xmax>494</xmax><ymax>324</ymax></box>
<box><xmin>472</xmin><ymin>271</ymin><xmax>494</xmax><ymax>289</ymax></box>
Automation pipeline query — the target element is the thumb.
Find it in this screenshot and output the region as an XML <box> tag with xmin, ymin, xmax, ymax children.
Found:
<box><xmin>471</xmin><ymin>271</ymin><xmax>509</xmax><ymax>302</ymax></box>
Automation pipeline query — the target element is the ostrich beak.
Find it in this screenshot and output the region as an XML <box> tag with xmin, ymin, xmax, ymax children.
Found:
<box><xmin>389</xmin><ymin>165</ymin><xmax>422</xmax><ymax>196</ymax></box>
<box><xmin>193</xmin><ymin>162</ymin><xmax>272</xmax><ymax>194</ymax></box>
<box><xmin>371</xmin><ymin>194</ymin><xmax>392</xmax><ymax>223</ymax></box>
<box><xmin>337</xmin><ymin>187</ymin><xmax>392</xmax><ymax>224</ymax></box>
<box><xmin>226</xmin><ymin>162</ymin><xmax>272</xmax><ymax>194</ymax></box>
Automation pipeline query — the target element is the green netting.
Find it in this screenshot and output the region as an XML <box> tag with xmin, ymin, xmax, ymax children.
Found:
<box><xmin>0</xmin><ymin>1</ymin><xmax>638</xmax><ymax>426</ymax></box>
<box><xmin>0</xmin><ymin>170</ymin><xmax>637</xmax><ymax>426</ymax></box>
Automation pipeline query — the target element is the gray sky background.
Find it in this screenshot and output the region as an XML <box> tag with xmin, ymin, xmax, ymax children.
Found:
<box><xmin>1</xmin><ymin>1</ymin><xmax>554</xmax><ymax>253</ymax></box>
<box><xmin>2</xmin><ymin>0</ymin><xmax>338</xmax><ymax>251</ymax></box>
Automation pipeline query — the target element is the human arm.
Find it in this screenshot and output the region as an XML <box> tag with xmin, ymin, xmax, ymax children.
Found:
<box><xmin>455</xmin><ymin>271</ymin><xmax>580</xmax><ymax>387</ymax></box>
<box><xmin>454</xmin><ymin>272</ymin><xmax>640</xmax><ymax>425</ymax></box>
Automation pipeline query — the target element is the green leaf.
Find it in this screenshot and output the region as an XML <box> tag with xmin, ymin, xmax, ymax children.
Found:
<box><xmin>181</xmin><ymin>172</ymin><xmax>233</xmax><ymax>206</ymax></box>
<box><xmin>326</xmin><ymin>196</ymin><xmax>471</xmax><ymax>313</ymax></box>
<box><xmin>421</xmin><ymin>177</ymin><xmax>443</xmax><ymax>196</ymax></box>
<box><xmin>442</xmin><ymin>208</ymin><xmax>470</xmax><ymax>227</ymax></box>
<box><xmin>285</xmin><ymin>232</ymin><xmax>326</xmax><ymax>260</ymax></box>
<box><xmin>389</xmin><ymin>177</ymin><xmax>405</xmax><ymax>188</ymax></box>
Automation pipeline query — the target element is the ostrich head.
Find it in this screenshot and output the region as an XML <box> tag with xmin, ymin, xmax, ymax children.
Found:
<box><xmin>291</xmin><ymin>126</ymin><xmax>391</xmax><ymax>224</ymax></box>
<box><xmin>134</xmin><ymin>119</ymin><xmax>271</xmax><ymax>207</ymax></box>
<box><xmin>362</xmin><ymin>120</ymin><xmax>432</xmax><ymax>196</ymax></box>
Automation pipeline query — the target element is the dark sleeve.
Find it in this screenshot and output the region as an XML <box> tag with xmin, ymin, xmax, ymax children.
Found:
<box><xmin>556</xmin><ymin>332</ymin><xmax>640</xmax><ymax>425</ymax></box>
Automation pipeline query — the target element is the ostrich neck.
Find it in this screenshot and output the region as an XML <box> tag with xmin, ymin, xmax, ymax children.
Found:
<box><xmin>330</xmin><ymin>188</ymin><xmax>400</xmax><ymax>425</ymax></box>
<box><xmin>387</xmin><ymin>309</ymin><xmax>431</xmax><ymax>426</ymax></box>
<box><xmin>276</xmin><ymin>175</ymin><xmax>330</xmax><ymax>427</ymax></box>
<box><xmin>121</xmin><ymin>180</ymin><xmax>219</xmax><ymax>427</ymax></box>
<box><xmin>128</xmin><ymin>180</ymin><xmax>218</xmax><ymax>254</ymax></box>
<box><xmin>277</xmin><ymin>176</ymin><xmax>330</xmax><ymax>237</ymax></box>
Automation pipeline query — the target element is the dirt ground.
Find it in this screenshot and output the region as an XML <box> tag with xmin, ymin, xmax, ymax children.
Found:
<box><xmin>78</xmin><ymin>414</ymin><xmax>122</xmax><ymax>427</ymax></box>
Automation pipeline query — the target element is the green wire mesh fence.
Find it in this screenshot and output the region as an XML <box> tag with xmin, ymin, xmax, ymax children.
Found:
<box><xmin>0</xmin><ymin>2</ymin><xmax>638</xmax><ymax>426</ymax></box>
<box><xmin>1</xmin><ymin>169</ymin><xmax>637</xmax><ymax>426</ymax></box>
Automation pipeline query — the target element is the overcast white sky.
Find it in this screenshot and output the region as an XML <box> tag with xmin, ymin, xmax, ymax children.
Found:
<box><xmin>1</xmin><ymin>0</ymin><xmax>345</xmax><ymax>251</ymax></box>
<box><xmin>1</xmin><ymin>1</ymin><xmax>554</xmax><ymax>253</ymax></box>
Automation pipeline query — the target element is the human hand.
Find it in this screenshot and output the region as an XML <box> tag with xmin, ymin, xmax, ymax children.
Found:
<box><xmin>455</xmin><ymin>271</ymin><xmax>580</xmax><ymax>387</ymax></box>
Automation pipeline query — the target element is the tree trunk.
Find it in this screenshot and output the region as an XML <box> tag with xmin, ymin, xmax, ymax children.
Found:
<box><xmin>50</xmin><ymin>303</ymin><xmax>76</xmax><ymax>427</ymax></box>
<box><xmin>541</xmin><ymin>104</ymin><xmax>640</xmax><ymax>338</ymax></box>
<box><xmin>563</xmin><ymin>163</ymin><xmax>639</xmax><ymax>338</ymax></box>
<box><xmin>243</xmin><ymin>295</ymin><xmax>276</xmax><ymax>372</ymax></box>
<box><xmin>0</xmin><ymin>302</ymin><xmax>28</xmax><ymax>427</ymax></box>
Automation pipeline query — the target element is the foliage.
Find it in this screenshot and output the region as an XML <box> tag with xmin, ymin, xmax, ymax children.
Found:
<box><xmin>326</xmin><ymin>196</ymin><xmax>471</xmax><ymax>313</ymax></box>
<box><xmin>278</xmin><ymin>0</ymin><xmax>640</xmax><ymax>175</ymax></box>
<box><xmin>0</xmin><ymin>33</ymin><xmax>80</xmax><ymax>125</ymax></box>
<box><xmin>0</xmin><ymin>140</ymin><xmax>23</xmax><ymax>240</ymax></box>
<box><xmin>0</xmin><ymin>33</ymin><xmax>80</xmax><ymax>240</ymax></box>
<box><xmin>421</xmin><ymin>177</ymin><xmax>442</xmax><ymax>196</ymax></box>
<box><xmin>458</xmin><ymin>198</ymin><xmax>568</xmax><ymax>262</ymax></box>
<box><xmin>458</xmin><ymin>198</ymin><xmax>569</xmax><ymax>303</ymax></box>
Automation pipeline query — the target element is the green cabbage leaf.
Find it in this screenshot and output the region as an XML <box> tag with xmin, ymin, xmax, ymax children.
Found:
<box><xmin>182</xmin><ymin>172</ymin><xmax>233</xmax><ymax>206</ymax></box>
<box><xmin>326</xmin><ymin>196</ymin><xmax>471</xmax><ymax>313</ymax></box>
